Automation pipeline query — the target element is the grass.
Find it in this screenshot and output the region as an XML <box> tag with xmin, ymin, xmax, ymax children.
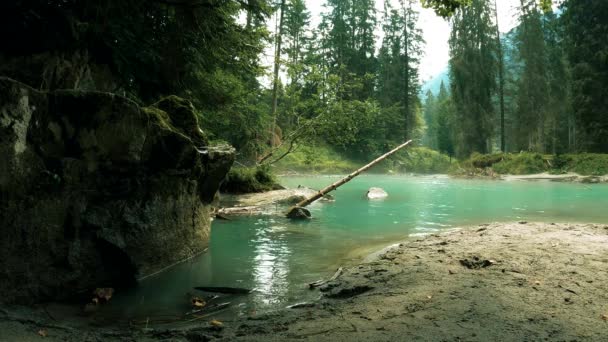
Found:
<box><xmin>457</xmin><ymin>152</ymin><xmax>608</xmax><ymax>176</ymax></box>
<box><xmin>273</xmin><ymin>144</ymin><xmax>359</xmax><ymax>174</ymax></box>
<box><xmin>273</xmin><ymin>144</ymin><xmax>454</xmax><ymax>174</ymax></box>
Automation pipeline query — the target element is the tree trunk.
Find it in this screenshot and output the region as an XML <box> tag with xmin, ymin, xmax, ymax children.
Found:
<box><xmin>286</xmin><ymin>140</ymin><xmax>413</xmax><ymax>218</ymax></box>
<box><xmin>271</xmin><ymin>0</ymin><xmax>286</xmax><ymax>147</ymax></box>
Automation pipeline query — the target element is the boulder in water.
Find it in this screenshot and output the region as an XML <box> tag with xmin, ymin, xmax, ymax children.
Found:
<box><xmin>366</xmin><ymin>187</ymin><xmax>388</xmax><ymax>199</ymax></box>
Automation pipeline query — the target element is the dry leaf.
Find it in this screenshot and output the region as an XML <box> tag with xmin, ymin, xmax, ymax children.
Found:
<box><xmin>191</xmin><ymin>297</ymin><xmax>206</xmax><ymax>308</ymax></box>
<box><xmin>210</xmin><ymin>319</ymin><xmax>223</xmax><ymax>327</ymax></box>
<box><xmin>601</xmin><ymin>314</ymin><xmax>608</xmax><ymax>321</ymax></box>
<box><xmin>37</xmin><ymin>329</ymin><xmax>47</xmax><ymax>337</ymax></box>
<box><xmin>92</xmin><ymin>297</ymin><xmax>99</xmax><ymax>305</ymax></box>
<box><xmin>426</xmin><ymin>295</ymin><xmax>433</xmax><ymax>300</ymax></box>
<box><xmin>94</xmin><ymin>288</ymin><xmax>114</xmax><ymax>301</ymax></box>
<box><xmin>534</xmin><ymin>280</ymin><xmax>541</xmax><ymax>286</ymax></box>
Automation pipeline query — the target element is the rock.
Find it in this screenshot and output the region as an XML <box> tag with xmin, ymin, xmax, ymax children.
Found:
<box><xmin>286</xmin><ymin>207</ymin><xmax>311</xmax><ymax>219</ymax></box>
<box><xmin>366</xmin><ymin>187</ymin><xmax>388</xmax><ymax>199</ymax></box>
<box><xmin>0</xmin><ymin>77</ymin><xmax>234</xmax><ymax>304</ymax></box>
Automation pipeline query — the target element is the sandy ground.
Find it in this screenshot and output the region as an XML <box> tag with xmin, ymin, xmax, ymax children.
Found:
<box><xmin>2</xmin><ymin>222</ymin><xmax>608</xmax><ymax>341</ymax></box>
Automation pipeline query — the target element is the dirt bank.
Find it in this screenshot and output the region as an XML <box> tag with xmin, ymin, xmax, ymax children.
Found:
<box><xmin>2</xmin><ymin>222</ymin><xmax>608</xmax><ymax>341</ymax></box>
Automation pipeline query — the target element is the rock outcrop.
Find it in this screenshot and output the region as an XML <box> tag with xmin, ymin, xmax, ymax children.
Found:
<box><xmin>0</xmin><ymin>77</ymin><xmax>234</xmax><ymax>304</ymax></box>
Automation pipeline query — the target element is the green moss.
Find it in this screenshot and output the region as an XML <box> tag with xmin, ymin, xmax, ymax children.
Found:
<box><xmin>145</xmin><ymin>96</ymin><xmax>208</xmax><ymax>146</ymax></box>
<box><xmin>221</xmin><ymin>166</ymin><xmax>281</xmax><ymax>194</ymax></box>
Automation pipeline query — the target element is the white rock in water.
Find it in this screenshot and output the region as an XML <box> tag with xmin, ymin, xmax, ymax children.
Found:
<box><xmin>366</xmin><ymin>187</ymin><xmax>388</xmax><ymax>199</ymax></box>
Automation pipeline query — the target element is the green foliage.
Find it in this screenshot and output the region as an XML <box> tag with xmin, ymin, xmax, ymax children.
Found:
<box><xmin>460</xmin><ymin>152</ymin><xmax>608</xmax><ymax>176</ymax></box>
<box><xmin>221</xmin><ymin>166</ymin><xmax>280</xmax><ymax>194</ymax></box>
<box><xmin>273</xmin><ymin>143</ymin><xmax>359</xmax><ymax>174</ymax></box>
<box><xmin>553</xmin><ymin>154</ymin><xmax>608</xmax><ymax>176</ymax></box>
<box><xmin>421</xmin><ymin>0</ymin><xmax>472</xmax><ymax>17</ymax></box>
<box><xmin>492</xmin><ymin>153</ymin><xmax>548</xmax><ymax>174</ymax></box>
<box><xmin>468</xmin><ymin>153</ymin><xmax>507</xmax><ymax>169</ymax></box>
<box><xmin>274</xmin><ymin>144</ymin><xmax>453</xmax><ymax>175</ymax></box>
<box><xmin>386</xmin><ymin>147</ymin><xmax>454</xmax><ymax>174</ymax></box>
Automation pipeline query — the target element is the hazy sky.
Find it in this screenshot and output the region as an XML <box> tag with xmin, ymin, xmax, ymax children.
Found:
<box><xmin>263</xmin><ymin>0</ymin><xmax>529</xmax><ymax>84</ymax></box>
<box><xmin>303</xmin><ymin>0</ymin><xmax>526</xmax><ymax>81</ymax></box>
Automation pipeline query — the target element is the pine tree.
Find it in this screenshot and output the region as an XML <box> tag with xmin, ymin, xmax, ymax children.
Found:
<box><xmin>514</xmin><ymin>0</ymin><xmax>550</xmax><ymax>153</ymax></box>
<box><xmin>449</xmin><ymin>0</ymin><xmax>498</xmax><ymax>157</ymax></box>
<box><xmin>435</xmin><ymin>82</ymin><xmax>455</xmax><ymax>157</ymax></box>
<box><xmin>562</xmin><ymin>0</ymin><xmax>608</xmax><ymax>152</ymax></box>
<box><xmin>377</xmin><ymin>0</ymin><xmax>424</xmax><ymax>139</ymax></box>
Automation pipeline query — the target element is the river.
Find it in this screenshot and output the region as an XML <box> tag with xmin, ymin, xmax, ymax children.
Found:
<box><xmin>107</xmin><ymin>175</ymin><xmax>608</xmax><ymax>321</ymax></box>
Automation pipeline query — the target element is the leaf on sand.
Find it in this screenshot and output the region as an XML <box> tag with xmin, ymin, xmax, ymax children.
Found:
<box><xmin>210</xmin><ymin>319</ymin><xmax>223</xmax><ymax>327</ymax></box>
<box><xmin>191</xmin><ymin>297</ymin><xmax>206</xmax><ymax>308</ymax></box>
<box><xmin>601</xmin><ymin>314</ymin><xmax>608</xmax><ymax>321</ymax></box>
<box><xmin>94</xmin><ymin>288</ymin><xmax>114</xmax><ymax>301</ymax></box>
<box><xmin>38</xmin><ymin>329</ymin><xmax>48</xmax><ymax>337</ymax></box>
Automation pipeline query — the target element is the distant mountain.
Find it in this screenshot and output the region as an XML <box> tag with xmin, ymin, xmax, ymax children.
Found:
<box><xmin>420</xmin><ymin>68</ymin><xmax>449</xmax><ymax>98</ymax></box>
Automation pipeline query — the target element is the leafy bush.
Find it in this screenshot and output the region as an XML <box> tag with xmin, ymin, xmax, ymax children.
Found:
<box><xmin>469</xmin><ymin>153</ymin><xmax>507</xmax><ymax>168</ymax></box>
<box><xmin>492</xmin><ymin>153</ymin><xmax>548</xmax><ymax>175</ymax></box>
<box><xmin>560</xmin><ymin>153</ymin><xmax>608</xmax><ymax>175</ymax></box>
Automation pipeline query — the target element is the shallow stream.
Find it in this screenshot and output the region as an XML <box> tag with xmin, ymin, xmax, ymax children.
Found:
<box><xmin>107</xmin><ymin>175</ymin><xmax>608</xmax><ymax>321</ymax></box>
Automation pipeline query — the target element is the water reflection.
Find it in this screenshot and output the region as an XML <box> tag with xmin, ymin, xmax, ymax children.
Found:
<box><xmin>251</xmin><ymin>221</ymin><xmax>291</xmax><ymax>306</ymax></box>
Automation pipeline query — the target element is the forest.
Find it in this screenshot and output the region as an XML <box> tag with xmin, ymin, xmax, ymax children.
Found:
<box><xmin>2</xmin><ymin>0</ymin><xmax>606</xmax><ymax>169</ymax></box>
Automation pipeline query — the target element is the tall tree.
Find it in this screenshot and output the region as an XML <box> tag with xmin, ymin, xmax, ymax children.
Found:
<box><xmin>494</xmin><ymin>0</ymin><xmax>506</xmax><ymax>152</ymax></box>
<box><xmin>422</xmin><ymin>90</ymin><xmax>437</xmax><ymax>149</ymax></box>
<box><xmin>377</xmin><ymin>0</ymin><xmax>424</xmax><ymax>139</ymax></box>
<box><xmin>514</xmin><ymin>0</ymin><xmax>549</xmax><ymax>152</ymax></box>
<box><xmin>449</xmin><ymin>0</ymin><xmax>498</xmax><ymax>157</ymax></box>
<box><xmin>562</xmin><ymin>0</ymin><xmax>608</xmax><ymax>152</ymax></box>
<box><xmin>435</xmin><ymin>82</ymin><xmax>455</xmax><ymax>157</ymax></box>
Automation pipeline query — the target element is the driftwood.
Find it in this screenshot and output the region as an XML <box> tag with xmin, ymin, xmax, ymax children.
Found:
<box><xmin>194</xmin><ymin>286</ymin><xmax>252</xmax><ymax>294</ymax></box>
<box><xmin>286</xmin><ymin>140</ymin><xmax>413</xmax><ymax>218</ymax></box>
<box><xmin>308</xmin><ymin>267</ymin><xmax>344</xmax><ymax>289</ymax></box>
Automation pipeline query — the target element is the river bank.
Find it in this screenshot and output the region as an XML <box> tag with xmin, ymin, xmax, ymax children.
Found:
<box><xmin>2</xmin><ymin>221</ymin><xmax>607</xmax><ymax>341</ymax></box>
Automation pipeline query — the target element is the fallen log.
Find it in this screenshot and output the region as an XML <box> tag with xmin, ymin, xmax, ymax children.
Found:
<box><xmin>286</xmin><ymin>140</ymin><xmax>413</xmax><ymax>218</ymax></box>
<box><xmin>194</xmin><ymin>286</ymin><xmax>252</xmax><ymax>294</ymax></box>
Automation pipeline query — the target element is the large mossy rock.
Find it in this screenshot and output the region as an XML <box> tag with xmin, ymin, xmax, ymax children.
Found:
<box><xmin>0</xmin><ymin>77</ymin><xmax>234</xmax><ymax>304</ymax></box>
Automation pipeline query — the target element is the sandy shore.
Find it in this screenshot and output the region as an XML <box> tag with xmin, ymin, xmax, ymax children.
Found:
<box><xmin>2</xmin><ymin>222</ymin><xmax>608</xmax><ymax>341</ymax></box>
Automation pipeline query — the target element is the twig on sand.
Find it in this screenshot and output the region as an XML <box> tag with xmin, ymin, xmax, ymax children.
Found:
<box><xmin>309</xmin><ymin>267</ymin><xmax>344</xmax><ymax>289</ymax></box>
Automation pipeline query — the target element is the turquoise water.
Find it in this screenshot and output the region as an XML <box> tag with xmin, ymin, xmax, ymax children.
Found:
<box><xmin>108</xmin><ymin>175</ymin><xmax>608</xmax><ymax>321</ymax></box>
